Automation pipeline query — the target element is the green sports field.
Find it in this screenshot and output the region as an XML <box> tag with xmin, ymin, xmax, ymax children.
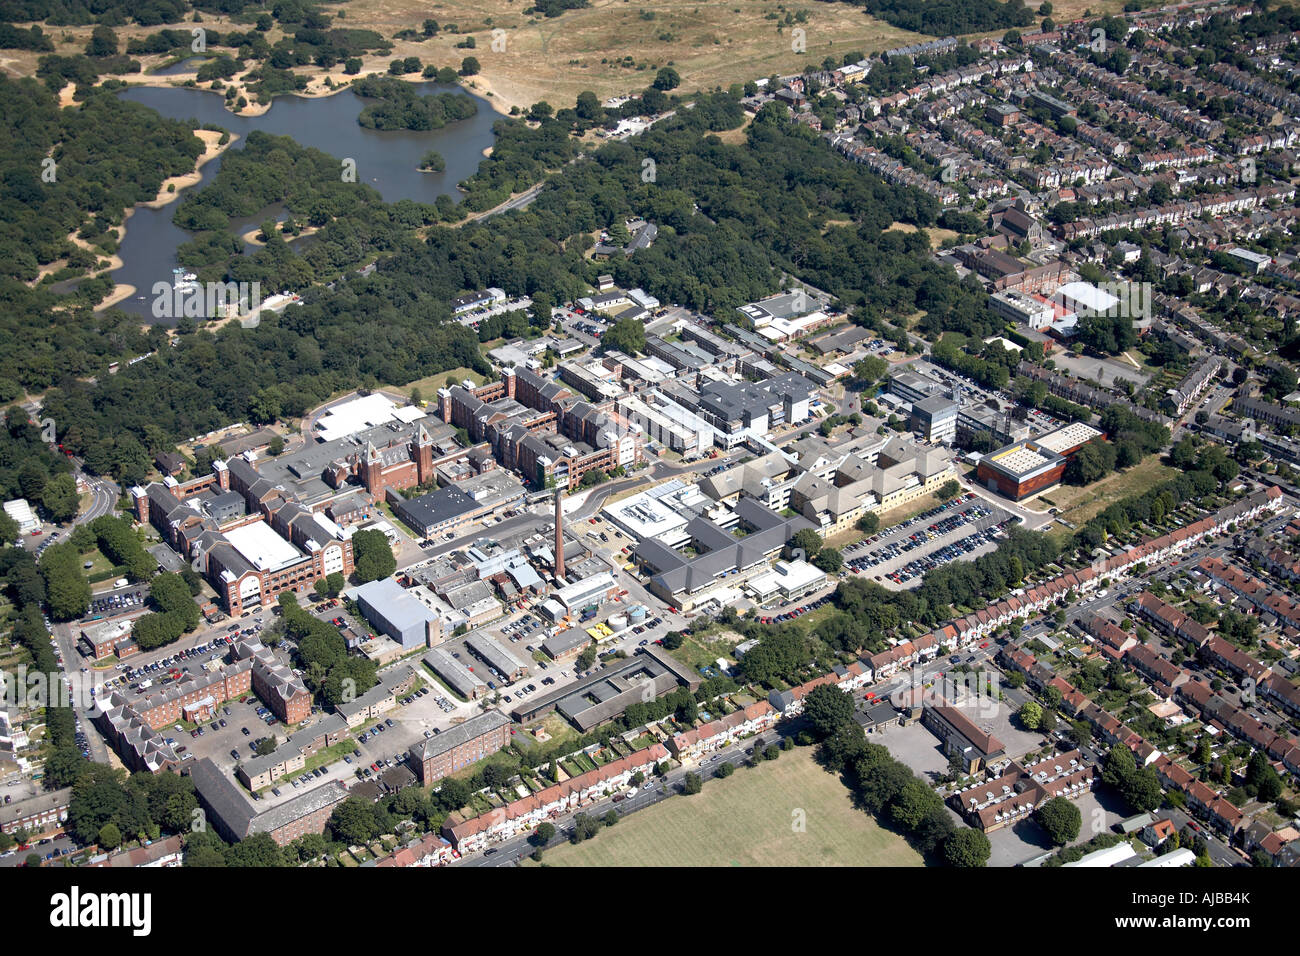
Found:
<box><xmin>526</xmin><ymin>747</ymin><xmax>923</xmax><ymax>867</ymax></box>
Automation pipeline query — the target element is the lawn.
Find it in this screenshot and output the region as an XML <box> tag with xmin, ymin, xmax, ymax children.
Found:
<box><xmin>390</xmin><ymin>367</ymin><xmax>486</xmax><ymax>403</ymax></box>
<box><xmin>79</xmin><ymin>546</ymin><xmax>116</xmax><ymax>582</ymax></box>
<box><xmin>516</xmin><ymin>712</ymin><xmax>580</xmax><ymax>761</ymax></box>
<box><xmin>270</xmin><ymin>737</ymin><xmax>359</xmax><ymax>790</ymax></box>
<box><xmin>1045</xmin><ymin>455</ymin><xmax>1176</xmax><ymax>526</ymax></box>
<box><xmin>525</xmin><ymin>747</ymin><xmax>923</xmax><ymax>867</ymax></box>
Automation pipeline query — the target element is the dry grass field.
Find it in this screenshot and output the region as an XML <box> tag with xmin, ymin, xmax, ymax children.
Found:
<box><xmin>337</xmin><ymin>0</ymin><xmax>934</xmax><ymax>111</ymax></box>
<box><xmin>1041</xmin><ymin>454</ymin><xmax>1176</xmax><ymax>525</ymax></box>
<box><xmin>1</xmin><ymin>0</ymin><xmax>936</xmax><ymax>114</ymax></box>
<box><xmin>524</xmin><ymin>746</ymin><xmax>924</xmax><ymax>866</ymax></box>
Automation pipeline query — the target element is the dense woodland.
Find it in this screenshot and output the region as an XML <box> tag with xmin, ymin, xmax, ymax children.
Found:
<box><xmin>0</xmin><ymin>76</ymin><xmax>203</xmax><ymax>282</ymax></box>
<box><xmin>829</xmin><ymin>0</ymin><xmax>1034</xmax><ymax>37</ymax></box>
<box><xmin>0</xmin><ymin>0</ymin><xmax>188</xmax><ymax>25</ymax></box>
<box><xmin>0</xmin><ymin>76</ymin><xmax>210</xmax><ymax>394</ymax></box>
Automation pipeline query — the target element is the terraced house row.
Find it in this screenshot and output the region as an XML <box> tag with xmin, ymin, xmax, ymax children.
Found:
<box><xmin>441</xmin><ymin>743</ymin><xmax>669</xmax><ymax>853</ymax></box>
<box><xmin>1198</xmin><ymin>557</ymin><xmax>1300</xmax><ymax>632</ymax></box>
<box><xmin>666</xmin><ymin>702</ymin><xmax>780</xmax><ymax>763</ymax></box>
<box><xmin>937</xmin><ymin>488</ymin><xmax>1284</xmax><ymax>649</ymax></box>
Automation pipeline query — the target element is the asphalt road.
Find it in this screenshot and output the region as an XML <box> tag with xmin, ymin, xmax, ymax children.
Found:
<box><xmin>74</xmin><ymin>472</ymin><xmax>118</xmax><ymax>527</ymax></box>
<box><xmin>1166</xmin><ymin>806</ymin><xmax>1243</xmax><ymax>868</ymax></box>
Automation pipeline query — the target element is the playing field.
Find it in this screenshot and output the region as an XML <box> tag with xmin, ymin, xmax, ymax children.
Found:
<box><xmin>526</xmin><ymin>746</ymin><xmax>924</xmax><ymax>866</ymax></box>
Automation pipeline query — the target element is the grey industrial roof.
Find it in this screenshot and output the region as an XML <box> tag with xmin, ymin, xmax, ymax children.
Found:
<box><xmin>355</xmin><ymin>578</ymin><xmax>440</xmax><ymax>632</ymax></box>
<box><xmin>422</xmin><ymin>647</ymin><xmax>486</xmax><ymax>698</ymax></box>
<box><xmin>248</xmin><ymin>780</ymin><xmax>349</xmax><ymax>836</ymax></box>
<box><xmin>465</xmin><ymin>632</ymin><xmax>528</xmax><ymax>675</ymax></box>
<box><xmin>541</xmin><ymin>628</ymin><xmax>592</xmax><ymax>657</ymax></box>
<box><xmin>634</xmin><ymin>499</ymin><xmax>812</xmax><ymax>596</ymax></box>
<box><xmin>395</xmin><ymin>484</ymin><xmax>478</xmax><ymax>530</ymax></box>
<box><xmin>914</xmin><ymin>393</ymin><xmax>958</xmax><ymax>416</ymax></box>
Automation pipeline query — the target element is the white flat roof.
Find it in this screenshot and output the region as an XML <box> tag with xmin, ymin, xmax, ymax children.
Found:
<box><xmin>312</xmin><ymin>512</ymin><xmax>344</xmax><ymax>540</ymax></box>
<box><xmin>1063</xmin><ymin>842</ymin><xmax>1138</xmax><ymax>867</ymax></box>
<box><xmin>990</xmin><ymin>444</ymin><xmax>1054</xmax><ymax>475</ymax></box>
<box><xmin>601</xmin><ymin>481</ymin><xmax>708</xmax><ymax>542</ymax></box>
<box><xmin>224</xmin><ymin>521</ymin><xmax>303</xmax><ymax>572</ymax></box>
<box><xmin>1227</xmin><ymin>247</ymin><xmax>1271</xmax><ymax>265</ymax></box>
<box><xmin>747</xmin><ymin>560</ymin><xmax>825</xmax><ymax>598</ymax></box>
<box><xmin>392</xmin><ymin>405</ymin><xmax>427</xmax><ymax>424</ymax></box>
<box><xmin>3</xmin><ymin>499</ymin><xmax>36</xmax><ymax>522</ymax></box>
<box><xmin>773</xmin><ymin>559</ymin><xmax>826</xmax><ymax>590</ymax></box>
<box><xmin>314</xmin><ymin>393</ymin><xmax>423</xmax><ymax>442</ymax></box>
<box><xmin>1037</xmin><ymin>422</ymin><xmax>1103</xmax><ymax>454</ymax></box>
<box><xmin>1057</xmin><ymin>281</ymin><xmax>1119</xmax><ymax>314</ymax></box>
<box><xmin>602</xmin><ymin>494</ymin><xmax>689</xmax><ymax>541</ymax></box>
<box><xmin>555</xmin><ymin>571</ymin><xmax>615</xmax><ymax>608</ymax></box>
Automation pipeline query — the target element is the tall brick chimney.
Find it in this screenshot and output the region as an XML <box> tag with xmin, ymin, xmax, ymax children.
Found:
<box><xmin>554</xmin><ymin>488</ymin><xmax>565</xmax><ymax>582</ymax></box>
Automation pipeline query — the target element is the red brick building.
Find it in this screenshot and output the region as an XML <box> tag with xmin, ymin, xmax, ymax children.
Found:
<box><xmin>408</xmin><ymin>710</ymin><xmax>513</xmax><ymax>784</ymax></box>
<box><xmin>976</xmin><ymin>440</ymin><xmax>1069</xmax><ymax>501</ymax></box>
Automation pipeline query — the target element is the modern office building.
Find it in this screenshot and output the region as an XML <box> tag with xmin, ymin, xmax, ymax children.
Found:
<box><xmin>910</xmin><ymin>394</ymin><xmax>959</xmax><ymax>445</ymax></box>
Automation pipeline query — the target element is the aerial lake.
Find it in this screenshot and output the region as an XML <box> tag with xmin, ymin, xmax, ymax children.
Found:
<box><xmin>104</xmin><ymin>81</ymin><xmax>499</xmax><ymax>320</ymax></box>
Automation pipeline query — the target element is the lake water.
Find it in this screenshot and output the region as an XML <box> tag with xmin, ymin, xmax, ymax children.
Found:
<box><xmin>104</xmin><ymin>82</ymin><xmax>499</xmax><ymax>320</ymax></box>
<box><xmin>151</xmin><ymin>57</ymin><xmax>215</xmax><ymax>76</ymax></box>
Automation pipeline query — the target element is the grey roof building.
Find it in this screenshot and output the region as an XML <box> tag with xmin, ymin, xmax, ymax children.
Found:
<box><xmin>353</xmin><ymin>577</ymin><xmax>442</xmax><ymax>649</ymax></box>
<box><xmin>189</xmin><ymin>757</ymin><xmax>257</xmax><ymax>843</ymax></box>
<box><xmin>423</xmin><ymin>646</ymin><xmax>487</xmax><ymax>700</ymax></box>
<box><xmin>464</xmin><ymin>632</ymin><xmax>530</xmax><ymax>680</ymax></box>
<box><xmin>246</xmin><ymin>780</ymin><xmax>349</xmax><ymax>842</ymax></box>
<box><xmin>510</xmin><ymin>648</ymin><xmax>698</xmax><ymax>729</ymax></box>
<box><xmin>393</xmin><ymin>485</ymin><xmax>478</xmax><ymax>536</ymax></box>
<box><xmin>633</xmin><ymin>498</ymin><xmax>813</xmax><ymax>608</ymax></box>
<box><xmin>541</xmin><ymin>627</ymin><xmax>592</xmax><ymax>660</ymax></box>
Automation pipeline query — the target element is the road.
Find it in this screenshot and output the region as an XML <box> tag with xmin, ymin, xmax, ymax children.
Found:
<box><xmin>73</xmin><ymin>473</ymin><xmax>118</xmax><ymax>527</ymax></box>
<box><xmin>48</xmin><ymin>618</ymin><xmax>113</xmax><ymax>765</ymax></box>
<box><xmin>473</xmin><ymin>153</ymin><xmax>591</xmax><ymax>225</ymax></box>
<box><xmin>482</xmin><ymin>185</ymin><xmax>543</xmax><ymax>219</ymax></box>
<box><xmin>0</xmin><ymin>835</ymin><xmax>77</xmax><ymax>868</ymax></box>
<box><xmin>1166</xmin><ymin>806</ymin><xmax>1243</xmax><ymax>868</ymax></box>
<box><xmin>960</xmin><ymin>476</ymin><xmax>1055</xmax><ymax>531</ymax></box>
